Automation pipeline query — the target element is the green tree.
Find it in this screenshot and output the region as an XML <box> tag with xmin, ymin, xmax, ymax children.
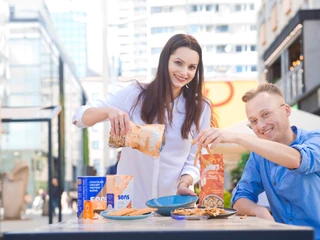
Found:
<box><xmin>230</xmin><ymin>152</ymin><xmax>250</xmax><ymax>186</ymax></box>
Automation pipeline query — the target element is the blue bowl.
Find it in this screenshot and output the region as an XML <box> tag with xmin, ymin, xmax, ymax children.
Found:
<box><xmin>145</xmin><ymin>195</ymin><xmax>198</xmax><ymax>216</ymax></box>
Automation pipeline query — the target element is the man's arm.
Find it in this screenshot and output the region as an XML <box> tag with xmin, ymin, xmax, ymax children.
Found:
<box><xmin>233</xmin><ymin>198</ymin><xmax>274</xmax><ymax>221</ymax></box>
<box><xmin>233</xmin><ymin>134</ymin><xmax>301</xmax><ymax>169</ymax></box>
<box><xmin>195</xmin><ymin>128</ymin><xmax>301</xmax><ymax>169</ymax></box>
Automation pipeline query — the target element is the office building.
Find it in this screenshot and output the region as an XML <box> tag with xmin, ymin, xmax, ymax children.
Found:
<box><xmin>257</xmin><ymin>0</ymin><xmax>320</xmax><ymax>115</ymax></box>
<box><xmin>1</xmin><ymin>0</ymin><xmax>87</xmax><ymax>198</ymax></box>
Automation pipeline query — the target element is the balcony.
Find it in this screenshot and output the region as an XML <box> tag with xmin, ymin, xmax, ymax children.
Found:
<box><xmin>275</xmin><ymin>62</ymin><xmax>304</xmax><ymax>105</ymax></box>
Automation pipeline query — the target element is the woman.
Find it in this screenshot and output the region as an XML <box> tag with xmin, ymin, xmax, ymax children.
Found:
<box><xmin>72</xmin><ymin>34</ymin><xmax>217</xmax><ymax>208</ymax></box>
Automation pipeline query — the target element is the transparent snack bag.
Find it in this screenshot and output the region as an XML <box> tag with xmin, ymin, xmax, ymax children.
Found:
<box><xmin>109</xmin><ymin>122</ymin><xmax>165</xmax><ymax>157</ymax></box>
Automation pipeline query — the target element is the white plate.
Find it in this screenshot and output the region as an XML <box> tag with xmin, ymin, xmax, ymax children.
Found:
<box><xmin>100</xmin><ymin>210</ymin><xmax>154</xmax><ymax>220</ymax></box>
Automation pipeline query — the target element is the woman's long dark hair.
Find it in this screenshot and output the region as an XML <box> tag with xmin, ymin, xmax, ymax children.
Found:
<box><xmin>131</xmin><ymin>34</ymin><xmax>217</xmax><ymax>139</ymax></box>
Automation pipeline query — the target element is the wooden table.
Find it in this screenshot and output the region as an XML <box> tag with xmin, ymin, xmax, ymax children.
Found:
<box><xmin>3</xmin><ymin>215</ymin><xmax>314</xmax><ymax>240</ymax></box>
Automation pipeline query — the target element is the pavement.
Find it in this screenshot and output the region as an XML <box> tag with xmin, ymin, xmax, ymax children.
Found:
<box><xmin>0</xmin><ymin>207</ymin><xmax>77</xmax><ymax>239</ymax></box>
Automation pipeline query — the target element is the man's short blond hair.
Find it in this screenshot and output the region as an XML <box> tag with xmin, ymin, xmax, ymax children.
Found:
<box><xmin>242</xmin><ymin>83</ymin><xmax>284</xmax><ymax>103</ymax></box>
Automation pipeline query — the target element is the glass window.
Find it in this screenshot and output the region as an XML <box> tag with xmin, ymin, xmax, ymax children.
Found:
<box><xmin>151</xmin><ymin>48</ymin><xmax>162</xmax><ymax>55</ymax></box>
<box><xmin>151</xmin><ymin>7</ymin><xmax>162</xmax><ymax>13</ymax></box>
<box><xmin>250</xmin><ymin>25</ymin><xmax>257</xmax><ymax>31</ymax></box>
<box><xmin>235</xmin><ymin>4</ymin><xmax>241</xmax><ymax>11</ymax></box>
<box><xmin>92</xmin><ymin>141</ymin><xmax>99</xmax><ymax>149</ymax></box>
<box><xmin>216</xmin><ymin>25</ymin><xmax>229</xmax><ymax>33</ymax></box>
<box><xmin>236</xmin><ymin>45</ymin><xmax>242</xmax><ymax>52</ymax></box>
<box><xmin>206</xmin><ymin>65</ymin><xmax>214</xmax><ymax>72</ymax></box>
<box><xmin>189</xmin><ymin>25</ymin><xmax>199</xmax><ymax>34</ymax></box>
<box><xmin>206</xmin><ymin>5</ymin><xmax>213</xmax><ymax>11</ymax></box>
<box><xmin>190</xmin><ymin>5</ymin><xmax>197</xmax><ymax>12</ymax></box>
<box><xmin>251</xmin><ymin>65</ymin><xmax>257</xmax><ymax>72</ymax></box>
<box><xmin>250</xmin><ymin>45</ymin><xmax>256</xmax><ymax>51</ymax></box>
<box><xmin>206</xmin><ymin>45</ymin><xmax>214</xmax><ymax>52</ymax></box>
<box><xmin>206</xmin><ymin>25</ymin><xmax>214</xmax><ymax>32</ymax></box>
<box><xmin>216</xmin><ymin>45</ymin><xmax>227</xmax><ymax>53</ymax></box>
<box><xmin>236</xmin><ymin>66</ymin><xmax>243</xmax><ymax>72</ymax></box>
<box><xmin>190</xmin><ymin>4</ymin><xmax>202</xmax><ymax>12</ymax></box>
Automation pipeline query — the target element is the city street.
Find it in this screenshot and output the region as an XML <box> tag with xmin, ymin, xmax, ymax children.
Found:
<box><xmin>0</xmin><ymin>207</ymin><xmax>76</xmax><ymax>240</ymax></box>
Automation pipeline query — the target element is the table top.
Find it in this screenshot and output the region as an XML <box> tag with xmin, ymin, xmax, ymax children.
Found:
<box><xmin>3</xmin><ymin>214</ymin><xmax>314</xmax><ymax>240</ymax></box>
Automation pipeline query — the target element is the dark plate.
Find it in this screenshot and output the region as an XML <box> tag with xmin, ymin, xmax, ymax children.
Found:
<box><xmin>208</xmin><ymin>208</ymin><xmax>238</xmax><ymax>219</ymax></box>
<box><xmin>170</xmin><ymin>207</ymin><xmax>238</xmax><ymax>220</ymax></box>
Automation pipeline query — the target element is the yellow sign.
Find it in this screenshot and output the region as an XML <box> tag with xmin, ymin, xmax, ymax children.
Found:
<box><xmin>205</xmin><ymin>81</ymin><xmax>258</xmax><ymax>129</ymax></box>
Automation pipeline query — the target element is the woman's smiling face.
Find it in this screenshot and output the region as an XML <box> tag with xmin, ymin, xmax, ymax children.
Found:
<box><xmin>168</xmin><ymin>46</ymin><xmax>199</xmax><ymax>98</ymax></box>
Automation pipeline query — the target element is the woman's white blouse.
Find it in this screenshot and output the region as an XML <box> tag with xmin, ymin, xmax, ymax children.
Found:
<box><xmin>72</xmin><ymin>82</ymin><xmax>212</xmax><ymax>208</ymax></box>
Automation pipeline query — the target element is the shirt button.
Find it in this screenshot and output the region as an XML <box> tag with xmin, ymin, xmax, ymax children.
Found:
<box><xmin>289</xmin><ymin>218</ymin><xmax>292</xmax><ymax>221</ymax></box>
<box><xmin>273</xmin><ymin>182</ymin><xmax>276</xmax><ymax>186</ymax></box>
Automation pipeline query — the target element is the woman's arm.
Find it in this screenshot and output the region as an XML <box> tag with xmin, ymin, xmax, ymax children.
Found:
<box><xmin>72</xmin><ymin>83</ymin><xmax>140</xmax><ymax>135</ymax></box>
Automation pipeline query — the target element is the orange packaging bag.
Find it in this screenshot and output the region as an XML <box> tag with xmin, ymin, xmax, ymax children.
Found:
<box><xmin>199</xmin><ymin>153</ymin><xmax>224</xmax><ymax>208</ymax></box>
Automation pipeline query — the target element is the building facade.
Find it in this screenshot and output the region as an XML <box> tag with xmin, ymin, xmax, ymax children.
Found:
<box><xmin>257</xmin><ymin>0</ymin><xmax>320</xmax><ymax>115</ymax></box>
<box><xmin>1</xmin><ymin>0</ymin><xmax>87</xmax><ymax>198</ymax></box>
<box><xmin>49</xmin><ymin>11</ymin><xmax>88</xmax><ymax>78</ymax></box>
<box><xmin>108</xmin><ymin>0</ymin><xmax>260</xmax><ymax>82</ymax></box>
<box><xmin>0</xmin><ymin>0</ymin><xmax>10</xmax><ymax>137</ymax></box>
<box><xmin>147</xmin><ymin>0</ymin><xmax>259</xmax><ymax>81</ymax></box>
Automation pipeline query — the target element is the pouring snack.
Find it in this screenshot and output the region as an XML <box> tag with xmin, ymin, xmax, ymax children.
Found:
<box><xmin>109</xmin><ymin>122</ymin><xmax>165</xmax><ymax>157</ymax></box>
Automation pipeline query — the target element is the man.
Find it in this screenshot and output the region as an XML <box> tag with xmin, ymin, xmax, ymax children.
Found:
<box><xmin>195</xmin><ymin>83</ymin><xmax>320</xmax><ymax>240</ymax></box>
<box><xmin>51</xmin><ymin>178</ymin><xmax>62</xmax><ymax>216</ymax></box>
<box><xmin>106</xmin><ymin>151</ymin><xmax>121</xmax><ymax>175</ymax></box>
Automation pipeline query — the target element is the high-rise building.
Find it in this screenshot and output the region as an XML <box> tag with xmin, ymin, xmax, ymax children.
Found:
<box><xmin>50</xmin><ymin>12</ymin><xmax>87</xmax><ymax>78</ymax></box>
<box><xmin>1</xmin><ymin>0</ymin><xmax>87</xmax><ymax>198</ymax></box>
<box><xmin>0</xmin><ymin>0</ymin><xmax>10</xmax><ymax>135</ymax></box>
<box><xmin>46</xmin><ymin>1</ymin><xmax>88</xmax><ymax>78</ymax></box>
<box><xmin>109</xmin><ymin>0</ymin><xmax>260</xmax><ymax>82</ymax></box>
<box><xmin>257</xmin><ymin>0</ymin><xmax>320</xmax><ymax>115</ymax></box>
<box><xmin>147</xmin><ymin>1</ymin><xmax>259</xmax><ymax>82</ymax></box>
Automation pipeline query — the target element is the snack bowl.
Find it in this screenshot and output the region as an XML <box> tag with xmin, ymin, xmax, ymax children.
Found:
<box><xmin>145</xmin><ymin>195</ymin><xmax>198</xmax><ymax>216</ymax></box>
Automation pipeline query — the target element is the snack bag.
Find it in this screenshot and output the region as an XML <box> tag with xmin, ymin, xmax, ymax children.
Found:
<box><xmin>106</xmin><ymin>175</ymin><xmax>134</xmax><ymax>210</ymax></box>
<box><xmin>77</xmin><ymin>176</ymin><xmax>107</xmax><ymax>218</ymax></box>
<box><xmin>109</xmin><ymin>122</ymin><xmax>165</xmax><ymax>157</ymax></box>
<box><xmin>199</xmin><ymin>153</ymin><xmax>224</xmax><ymax>208</ymax></box>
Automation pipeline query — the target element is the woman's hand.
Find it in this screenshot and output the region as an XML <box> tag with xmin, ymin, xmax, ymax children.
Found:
<box><xmin>176</xmin><ymin>175</ymin><xmax>197</xmax><ymax>196</ymax></box>
<box><xmin>107</xmin><ymin>107</ymin><xmax>131</xmax><ymax>137</ymax></box>
<box><xmin>176</xmin><ymin>183</ymin><xmax>197</xmax><ymax>196</ymax></box>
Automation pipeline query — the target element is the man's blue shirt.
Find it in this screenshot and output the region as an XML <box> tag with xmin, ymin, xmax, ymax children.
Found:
<box><xmin>232</xmin><ymin>126</ymin><xmax>320</xmax><ymax>240</ymax></box>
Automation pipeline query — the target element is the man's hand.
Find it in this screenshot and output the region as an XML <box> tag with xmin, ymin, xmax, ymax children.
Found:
<box><xmin>194</xmin><ymin>128</ymin><xmax>237</xmax><ymax>148</ymax></box>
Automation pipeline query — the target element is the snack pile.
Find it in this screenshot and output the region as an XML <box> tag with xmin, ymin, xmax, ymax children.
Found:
<box><xmin>107</xmin><ymin>207</ymin><xmax>158</xmax><ymax>216</ymax></box>
<box><xmin>172</xmin><ymin>206</ymin><xmax>226</xmax><ymax>217</ymax></box>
